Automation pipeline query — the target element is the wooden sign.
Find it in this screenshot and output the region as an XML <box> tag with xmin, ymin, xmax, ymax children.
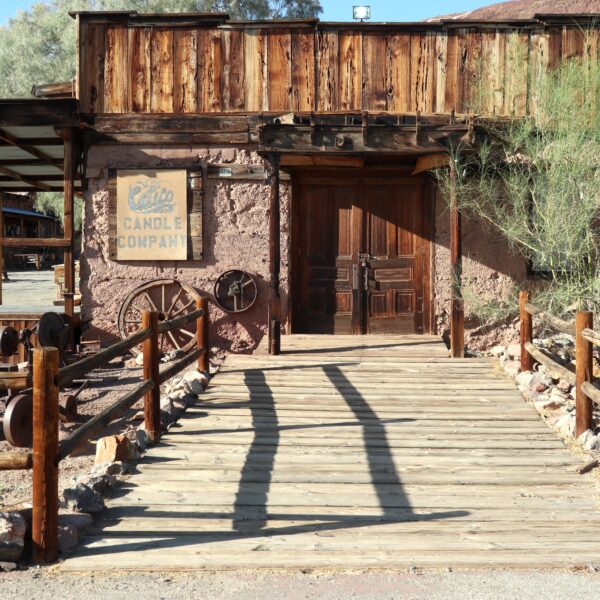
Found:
<box><xmin>116</xmin><ymin>169</ymin><xmax>188</xmax><ymax>260</ymax></box>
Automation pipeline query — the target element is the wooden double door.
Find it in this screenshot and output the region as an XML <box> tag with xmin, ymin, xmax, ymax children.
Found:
<box><xmin>293</xmin><ymin>171</ymin><xmax>431</xmax><ymax>335</ymax></box>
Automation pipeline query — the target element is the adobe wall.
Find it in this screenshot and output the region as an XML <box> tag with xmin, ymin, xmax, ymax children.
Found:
<box><xmin>433</xmin><ymin>188</ymin><xmax>529</xmax><ymax>350</ymax></box>
<box><xmin>81</xmin><ymin>145</ymin><xmax>289</xmax><ymax>355</ymax></box>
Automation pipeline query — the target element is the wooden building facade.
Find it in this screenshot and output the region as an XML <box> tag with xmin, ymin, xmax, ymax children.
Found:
<box><xmin>71</xmin><ymin>11</ymin><xmax>600</xmax><ymax>353</ymax></box>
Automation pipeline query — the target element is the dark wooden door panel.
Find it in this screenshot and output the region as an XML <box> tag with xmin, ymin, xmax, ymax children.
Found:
<box><xmin>294</xmin><ymin>172</ymin><xmax>429</xmax><ymax>335</ymax></box>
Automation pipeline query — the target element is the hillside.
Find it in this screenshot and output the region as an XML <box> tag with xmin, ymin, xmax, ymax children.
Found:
<box><xmin>431</xmin><ymin>0</ymin><xmax>600</xmax><ymax>21</ymax></box>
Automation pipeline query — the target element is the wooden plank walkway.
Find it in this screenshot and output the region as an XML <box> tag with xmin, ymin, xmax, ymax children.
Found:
<box><xmin>62</xmin><ymin>335</ymin><xmax>600</xmax><ymax>571</ymax></box>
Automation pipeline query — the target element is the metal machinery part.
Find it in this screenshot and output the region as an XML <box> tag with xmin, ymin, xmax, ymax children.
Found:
<box><xmin>117</xmin><ymin>279</ymin><xmax>202</xmax><ymax>355</ymax></box>
<box><xmin>37</xmin><ymin>312</ymin><xmax>69</xmax><ymax>354</ymax></box>
<box><xmin>214</xmin><ymin>270</ymin><xmax>258</xmax><ymax>313</ymax></box>
<box><xmin>2</xmin><ymin>391</ymin><xmax>33</xmax><ymax>447</ymax></box>
<box><xmin>0</xmin><ymin>326</ymin><xmax>19</xmax><ymax>358</ymax></box>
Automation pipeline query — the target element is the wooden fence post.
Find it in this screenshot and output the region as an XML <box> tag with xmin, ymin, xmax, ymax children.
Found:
<box><xmin>449</xmin><ymin>161</ymin><xmax>464</xmax><ymax>358</ymax></box>
<box><xmin>520</xmin><ymin>291</ymin><xmax>533</xmax><ymax>372</ymax></box>
<box><xmin>142</xmin><ymin>310</ymin><xmax>161</xmax><ymax>443</ymax></box>
<box><xmin>32</xmin><ymin>346</ymin><xmax>59</xmax><ymax>564</ymax></box>
<box><xmin>197</xmin><ymin>297</ymin><xmax>209</xmax><ymax>372</ymax></box>
<box><xmin>576</xmin><ymin>310</ymin><xmax>594</xmax><ymax>437</ymax></box>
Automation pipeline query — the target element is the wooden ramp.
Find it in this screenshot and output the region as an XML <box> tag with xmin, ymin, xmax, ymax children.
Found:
<box><xmin>62</xmin><ymin>335</ymin><xmax>600</xmax><ymax>571</ymax></box>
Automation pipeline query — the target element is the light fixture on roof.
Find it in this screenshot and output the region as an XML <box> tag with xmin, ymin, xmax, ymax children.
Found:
<box><xmin>353</xmin><ymin>5</ymin><xmax>371</xmax><ymax>21</ymax></box>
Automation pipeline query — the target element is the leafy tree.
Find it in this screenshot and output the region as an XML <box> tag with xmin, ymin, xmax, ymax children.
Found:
<box><xmin>438</xmin><ymin>55</ymin><xmax>600</xmax><ymax>318</ymax></box>
<box><xmin>0</xmin><ymin>0</ymin><xmax>321</xmax><ymax>227</ymax></box>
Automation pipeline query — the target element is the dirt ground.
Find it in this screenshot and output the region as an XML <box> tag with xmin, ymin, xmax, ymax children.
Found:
<box><xmin>1</xmin><ymin>568</ymin><xmax>600</xmax><ymax>599</ymax></box>
<box><xmin>0</xmin><ymin>357</ymin><xmax>144</xmax><ymax>511</ymax></box>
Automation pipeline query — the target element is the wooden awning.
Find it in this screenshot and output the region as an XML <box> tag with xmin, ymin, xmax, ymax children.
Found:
<box><xmin>258</xmin><ymin>112</ymin><xmax>481</xmax><ymax>157</ymax></box>
<box><xmin>0</xmin><ymin>99</ymin><xmax>81</xmax><ymax>193</ymax></box>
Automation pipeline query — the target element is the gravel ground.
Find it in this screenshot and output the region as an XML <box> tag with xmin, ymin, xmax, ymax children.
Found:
<box><xmin>1</xmin><ymin>569</ymin><xmax>600</xmax><ymax>599</ymax></box>
<box><xmin>0</xmin><ymin>357</ymin><xmax>144</xmax><ymax>510</ymax></box>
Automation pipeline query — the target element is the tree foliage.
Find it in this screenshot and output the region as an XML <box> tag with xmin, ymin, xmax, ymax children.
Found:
<box><xmin>438</xmin><ymin>55</ymin><xmax>600</xmax><ymax>318</ymax></box>
<box><xmin>0</xmin><ymin>0</ymin><xmax>321</xmax><ymax>228</ymax></box>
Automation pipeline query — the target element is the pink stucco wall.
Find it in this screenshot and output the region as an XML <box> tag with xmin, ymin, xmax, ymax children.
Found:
<box><xmin>81</xmin><ymin>151</ymin><xmax>528</xmax><ymax>353</ymax></box>
<box><xmin>81</xmin><ymin>145</ymin><xmax>289</xmax><ymax>355</ymax></box>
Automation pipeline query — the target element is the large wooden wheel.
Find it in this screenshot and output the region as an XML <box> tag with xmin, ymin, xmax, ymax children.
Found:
<box><xmin>117</xmin><ymin>279</ymin><xmax>201</xmax><ymax>356</ymax></box>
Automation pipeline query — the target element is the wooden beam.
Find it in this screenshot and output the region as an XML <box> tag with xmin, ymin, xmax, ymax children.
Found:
<box><xmin>0</xmin><ymin>237</ymin><xmax>71</xmax><ymax>248</ymax></box>
<box><xmin>0</xmin><ymin>193</ymin><xmax>3</xmax><ymax>305</ymax></box>
<box><xmin>0</xmin><ymin>98</ymin><xmax>79</xmax><ymax>127</ymax></box>
<box><xmin>268</xmin><ymin>154</ymin><xmax>281</xmax><ymax>356</ymax></box>
<box><xmin>0</xmin><ymin>165</ymin><xmax>51</xmax><ymax>191</ymax></box>
<box><xmin>449</xmin><ymin>161</ymin><xmax>464</xmax><ymax>358</ymax></box>
<box><xmin>0</xmin><ymin>175</ymin><xmax>80</xmax><ymax>182</ymax></box>
<box><xmin>520</xmin><ymin>291</ymin><xmax>534</xmax><ymax>372</ymax></box>
<box><xmin>413</xmin><ymin>154</ymin><xmax>449</xmax><ymax>174</ymax></box>
<box><xmin>143</xmin><ymin>310</ymin><xmax>161</xmax><ymax>443</ymax></box>
<box><xmin>0</xmin><ymin>159</ymin><xmax>63</xmax><ymax>167</ymax></box>
<box><xmin>0</xmin><ymin>128</ymin><xmax>65</xmax><ymax>168</ymax></box>
<box><xmin>63</xmin><ymin>128</ymin><xmax>76</xmax><ymax>326</ymax></box>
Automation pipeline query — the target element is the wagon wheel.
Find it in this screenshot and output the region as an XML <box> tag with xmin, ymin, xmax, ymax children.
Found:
<box><xmin>214</xmin><ymin>270</ymin><xmax>258</xmax><ymax>313</ymax></box>
<box><xmin>117</xmin><ymin>279</ymin><xmax>201</xmax><ymax>356</ymax></box>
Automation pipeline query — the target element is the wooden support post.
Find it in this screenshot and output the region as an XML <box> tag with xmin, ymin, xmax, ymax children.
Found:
<box><xmin>32</xmin><ymin>346</ymin><xmax>59</xmax><ymax>565</ymax></box>
<box><xmin>62</xmin><ymin>128</ymin><xmax>76</xmax><ymax>337</ymax></box>
<box><xmin>0</xmin><ymin>192</ymin><xmax>3</xmax><ymax>305</ymax></box>
<box><xmin>197</xmin><ymin>296</ymin><xmax>210</xmax><ymax>372</ymax></box>
<box><xmin>449</xmin><ymin>162</ymin><xmax>464</xmax><ymax>358</ymax></box>
<box><xmin>142</xmin><ymin>310</ymin><xmax>161</xmax><ymax>443</ymax></box>
<box><xmin>267</xmin><ymin>154</ymin><xmax>281</xmax><ymax>356</ymax></box>
<box><xmin>519</xmin><ymin>291</ymin><xmax>534</xmax><ymax>372</ymax></box>
<box><xmin>575</xmin><ymin>311</ymin><xmax>594</xmax><ymax>437</ymax></box>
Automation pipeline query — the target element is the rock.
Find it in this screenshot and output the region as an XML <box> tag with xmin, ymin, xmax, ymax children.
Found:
<box><xmin>0</xmin><ymin>561</ymin><xmax>17</xmax><ymax>572</ymax></box>
<box><xmin>95</xmin><ymin>435</ymin><xmax>140</xmax><ymax>464</ymax></box>
<box><xmin>532</xmin><ymin>382</ymin><xmax>548</xmax><ymax>393</ymax></box>
<box><xmin>490</xmin><ymin>345</ymin><xmax>506</xmax><ymax>358</ymax></box>
<box><xmin>59</xmin><ymin>512</ymin><xmax>93</xmax><ymax>530</ymax></box>
<box><xmin>58</xmin><ymin>524</ymin><xmax>79</xmax><ymax>554</ymax></box>
<box><xmin>557</xmin><ymin>379</ymin><xmax>572</xmax><ymax>393</ymax></box>
<box><xmin>82</xmin><ymin>474</ymin><xmax>117</xmax><ymax>495</ymax></box>
<box><xmin>506</xmin><ymin>343</ymin><xmax>521</xmax><ymax>360</ymax></box>
<box><xmin>183</xmin><ymin>370</ymin><xmax>208</xmax><ymax>395</ymax></box>
<box><xmin>209</xmin><ymin>362</ymin><xmax>220</xmax><ymax>376</ymax></box>
<box><xmin>578</xmin><ymin>429</ymin><xmax>595</xmax><ymax>445</ymax></box>
<box><xmin>0</xmin><ymin>512</ymin><xmax>26</xmax><ymax>562</ymax></box>
<box><xmin>125</xmin><ymin>428</ymin><xmax>148</xmax><ymax>452</ymax></box>
<box><xmin>503</xmin><ymin>361</ymin><xmax>520</xmax><ymax>378</ymax></box>
<box><xmin>534</xmin><ymin>399</ymin><xmax>562</xmax><ymax>413</ymax></box>
<box><xmin>135</xmin><ymin>352</ymin><xmax>144</xmax><ymax>366</ymax></box>
<box><xmin>584</xmin><ymin>436</ymin><xmax>600</xmax><ymax>452</ymax></box>
<box><xmin>556</xmin><ymin>413</ymin><xmax>576</xmax><ymax>438</ymax></box>
<box><xmin>515</xmin><ymin>371</ymin><xmax>535</xmax><ymax>388</ymax></box>
<box><xmin>161</xmin><ymin>349</ymin><xmax>185</xmax><ymax>363</ymax></box>
<box><xmin>63</xmin><ymin>484</ymin><xmax>105</xmax><ymax>514</ymax></box>
<box><xmin>549</xmin><ymin>388</ymin><xmax>568</xmax><ymax>403</ymax></box>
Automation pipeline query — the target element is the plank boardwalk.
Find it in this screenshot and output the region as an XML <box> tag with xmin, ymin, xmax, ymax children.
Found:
<box><xmin>62</xmin><ymin>335</ymin><xmax>600</xmax><ymax>571</ymax></box>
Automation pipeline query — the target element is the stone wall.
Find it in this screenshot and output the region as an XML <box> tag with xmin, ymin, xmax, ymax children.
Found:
<box><xmin>81</xmin><ymin>145</ymin><xmax>289</xmax><ymax>354</ymax></box>
<box><xmin>433</xmin><ymin>187</ymin><xmax>529</xmax><ymax>349</ymax></box>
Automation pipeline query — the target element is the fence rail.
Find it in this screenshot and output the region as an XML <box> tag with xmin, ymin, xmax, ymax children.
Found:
<box><xmin>519</xmin><ymin>291</ymin><xmax>598</xmax><ymax>438</ymax></box>
<box><xmin>0</xmin><ymin>295</ymin><xmax>210</xmax><ymax>565</ymax></box>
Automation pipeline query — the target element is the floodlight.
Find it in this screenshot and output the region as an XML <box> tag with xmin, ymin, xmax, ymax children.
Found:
<box><xmin>353</xmin><ymin>6</ymin><xmax>371</xmax><ymax>21</ymax></box>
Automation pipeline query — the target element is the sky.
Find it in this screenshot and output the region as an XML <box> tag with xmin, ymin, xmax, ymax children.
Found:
<box><xmin>0</xmin><ymin>0</ymin><xmax>494</xmax><ymax>25</ymax></box>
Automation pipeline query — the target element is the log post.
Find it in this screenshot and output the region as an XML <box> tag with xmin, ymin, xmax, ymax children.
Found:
<box><xmin>32</xmin><ymin>347</ymin><xmax>60</xmax><ymax>564</ymax></box>
<box><xmin>197</xmin><ymin>296</ymin><xmax>209</xmax><ymax>372</ymax></box>
<box><xmin>575</xmin><ymin>310</ymin><xmax>594</xmax><ymax>437</ymax></box>
<box><xmin>267</xmin><ymin>153</ymin><xmax>281</xmax><ymax>355</ymax></box>
<box><xmin>519</xmin><ymin>291</ymin><xmax>534</xmax><ymax>372</ymax></box>
<box><xmin>449</xmin><ymin>161</ymin><xmax>464</xmax><ymax>358</ymax></box>
<box><xmin>142</xmin><ymin>310</ymin><xmax>161</xmax><ymax>443</ymax></box>
<box><xmin>62</xmin><ymin>128</ymin><xmax>77</xmax><ymax>337</ymax></box>
<box><xmin>0</xmin><ymin>192</ymin><xmax>3</xmax><ymax>305</ymax></box>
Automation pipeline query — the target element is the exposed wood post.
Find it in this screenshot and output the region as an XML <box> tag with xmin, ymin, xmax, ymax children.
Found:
<box><xmin>197</xmin><ymin>296</ymin><xmax>210</xmax><ymax>372</ymax></box>
<box><xmin>267</xmin><ymin>153</ymin><xmax>281</xmax><ymax>355</ymax></box>
<box><xmin>0</xmin><ymin>192</ymin><xmax>3</xmax><ymax>305</ymax></box>
<box><xmin>32</xmin><ymin>346</ymin><xmax>60</xmax><ymax>564</ymax></box>
<box><xmin>142</xmin><ymin>310</ymin><xmax>161</xmax><ymax>443</ymax></box>
<box><xmin>519</xmin><ymin>291</ymin><xmax>534</xmax><ymax>372</ymax></box>
<box><xmin>62</xmin><ymin>127</ymin><xmax>77</xmax><ymax>339</ymax></box>
<box><xmin>575</xmin><ymin>310</ymin><xmax>594</xmax><ymax>437</ymax></box>
<box><xmin>449</xmin><ymin>161</ymin><xmax>464</xmax><ymax>358</ymax></box>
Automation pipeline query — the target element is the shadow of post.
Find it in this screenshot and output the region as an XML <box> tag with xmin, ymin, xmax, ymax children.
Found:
<box><xmin>232</xmin><ymin>369</ymin><xmax>278</xmax><ymax>532</ymax></box>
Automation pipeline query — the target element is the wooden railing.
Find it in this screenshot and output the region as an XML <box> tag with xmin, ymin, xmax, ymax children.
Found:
<box><xmin>0</xmin><ymin>296</ymin><xmax>210</xmax><ymax>564</ymax></box>
<box><xmin>519</xmin><ymin>291</ymin><xmax>599</xmax><ymax>437</ymax></box>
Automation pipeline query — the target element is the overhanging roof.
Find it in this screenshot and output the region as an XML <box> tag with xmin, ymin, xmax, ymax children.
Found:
<box><xmin>0</xmin><ymin>99</ymin><xmax>81</xmax><ymax>193</ymax></box>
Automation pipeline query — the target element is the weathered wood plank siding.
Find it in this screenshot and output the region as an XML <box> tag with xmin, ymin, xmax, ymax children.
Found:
<box><xmin>77</xmin><ymin>16</ymin><xmax>600</xmax><ymax>116</ymax></box>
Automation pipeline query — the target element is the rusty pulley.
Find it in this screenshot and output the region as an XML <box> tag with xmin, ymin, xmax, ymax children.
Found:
<box><xmin>214</xmin><ymin>270</ymin><xmax>257</xmax><ymax>313</ymax></box>
<box><xmin>2</xmin><ymin>391</ymin><xmax>33</xmax><ymax>448</ymax></box>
